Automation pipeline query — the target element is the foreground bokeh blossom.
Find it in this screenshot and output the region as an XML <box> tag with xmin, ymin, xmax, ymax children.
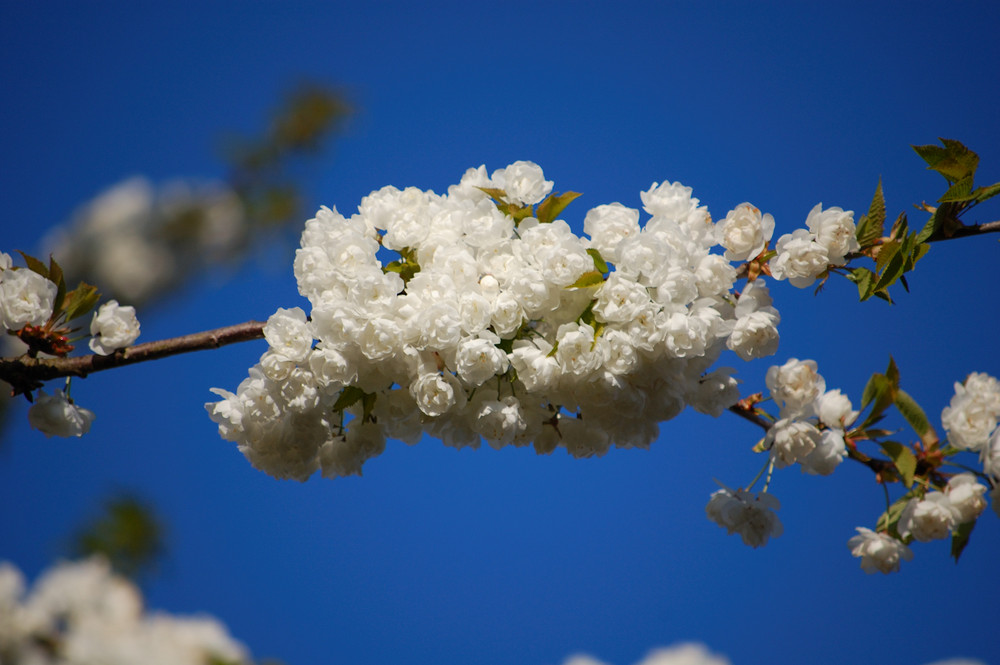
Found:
<box><xmin>0</xmin><ymin>557</ymin><xmax>252</xmax><ymax>665</ymax></box>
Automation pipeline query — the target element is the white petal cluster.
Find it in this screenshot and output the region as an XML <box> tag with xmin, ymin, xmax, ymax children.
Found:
<box><xmin>0</xmin><ymin>267</ymin><xmax>57</xmax><ymax>330</ymax></box>
<box><xmin>208</xmin><ymin>163</ymin><xmax>788</xmax><ymax>479</ymax></box>
<box><xmin>897</xmin><ymin>473</ymin><xmax>989</xmax><ymax>543</ymax></box>
<box><xmin>770</xmin><ymin>204</ymin><xmax>856</xmax><ymax>288</ymax></box>
<box><xmin>763</xmin><ymin>359</ymin><xmax>852</xmax><ymax>476</ymax></box>
<box><xmin>89</xmin><ymin>300</ymin><xmax>141</xmax><ymax>355</ymax></box>
<box><xmin>562</xmin><ymin>643</ymin><xmax>732</xmax><ymax>665</ymax></box>
<box><xmin>28</xmin><ymin>389</ymin><xmax>96</xmax><ymax>438</ymax></box>
<box><xmin>0</xmin><ymin>557</ymin><xmax>252</xmax><ymax>665</ymax></box>
<box><xmin>847</xmin><ymin>527</ymin><xmax>914</xmax><ymax>574</ymax></box>
<box><xmin>941</xmin><ymin>371</ymin><xmax>1000</xmax><ymax>452</ymax></box>
<box><xmin>705</xmin><ymin>485</ymin><xmax>783</xmax><ymax>548</ymax></box>
<box><xmin>718</xmin><ymin>203</ymin><xmax>774</xmax><ymax>262</ymax></box>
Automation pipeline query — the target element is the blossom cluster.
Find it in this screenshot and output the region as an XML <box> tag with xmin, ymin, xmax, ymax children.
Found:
<box><xmin>2</xmin><ymin>251</ymin><xmax>141</xmax><ymax>437</ymax></box>
<box><xmin>703</xmin><ymin>358</ymin><xmax>855</xmax><ymax>549</ymax></box>
<box><xmin>207</xmin><ymin>161</ymin><xmax>847</xmax><ymax>480</ymax></box>
<box><xmin>763</xmin><ymin>358</ymin><xmax>856</xmax><ymax>475</ymax></box>
<box><xmin>0</xmin><ymin>557</ymin><xmax>252</xmax><ymax>665</ymax></box>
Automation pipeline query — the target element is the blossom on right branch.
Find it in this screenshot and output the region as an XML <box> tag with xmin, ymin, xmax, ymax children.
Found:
<box><xmin>847</xmin><ymin>527</ymin><xmax>913</xmax><ymax>574</ymax></box>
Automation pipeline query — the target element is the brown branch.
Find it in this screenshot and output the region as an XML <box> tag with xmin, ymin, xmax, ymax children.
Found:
<box><xmin>726</xmin><ymin>404</ymin><xmax>892</xmax><ymax>476</ymax></box>
<box><xmin>934</xmin><ymin>218</ymin><xmax>1000</xmax><ymax>241</ymax></box>
<box><xmin>1</xmin><ymin>321</ymin><xmax>266</xmax><ymax>396</ymax></box>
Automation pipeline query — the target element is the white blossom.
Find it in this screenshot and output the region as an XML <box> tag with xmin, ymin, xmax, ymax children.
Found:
<box><xmin>945</xmin><ymin>473</ymin><xmax>988</xmax><ymax>523</ymax></box>
<box><xmin>0</xmin><ymin>269</ymin><xmax>57</xmax><ymax>330</ymax></box>
<box><xmin>766</xmin><ymin>358</ymin><xmax>825</xmax><ymax>418</ymax></box>
<box><xmin>769</xmin><ymin>228</ymin><xmax>829</xmax><ymax>288</ymax></box>
<box><xmin>89</xmin><ymin>300</ymin><xmax>141</xmax><ymax>355</ymax></box>
<box><xmin>847</xmin><ymin>527</ymin><xmax>913</xmax><ymax>574</ymax></box>
<box><xmin>805</xmin><ymin>203</ymin><xmax>859</xmax><ymax>265</ymax></box>
<box><xmin>705</xmin><ymin>486</ymin><xmax>783</xmax><ymax>548</ymax></box>
<box><xmin>491</xmin><ymin>160</ymin><xmax>553</xmax><ymax>206</ymax></box>
<box><xmin>718</xmin><ymin>202</ymin><xmax>774</xmax><ymax>262</ymax></box>
<box><xmin>766</xmin><ymin>418</ymin><xmax>821</xmax><ymax>468</ymax></box>
<box><xmin>28</xmin><ymin>390</ymin><xmax>96</xmax><ymax>438</ymax></box>
<box><xmin>898</xmin><ymin>493</ymin><xmax>958</xmax><ymax>542</ymax></box>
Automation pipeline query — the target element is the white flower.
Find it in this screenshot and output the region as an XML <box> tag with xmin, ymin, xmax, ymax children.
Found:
<box><xmin>800</xmin><ymin>429</ymin><xmax>847</xmax><ymax>475</ymax></box>
<box><xmin>982</xmin><ymin>426</ymin><xmax>1000</xmax><ymax>478</ymax></box>
<box><xmin>814</xmin><ymin>389</ymin><xmax>858</xmax><ymax>430</ymax></box>
<box><xmin>492</xmin><ymin>160</ymin><xmax>553</xmax><ymax>206</ymax></box>
<box><xmin>727</xmin><ymin>310</ymin><xmax>780</xmax><ymax>361</ymax></box>
<box><xmin>945</xmin><ymin>473</ymin><xmax>988</xmax><ymax>523</ymax></box>
<box><xmin>473</xmin><ymin>396</ymin><xmax>526</xmax><ymax>447</ymax></box>
<box><xmin>455</xmin><ymin>336</ymin><xmax>509</xmax><ymax>387</ymax></box>
<box><xmin>89</xmin><ymin>300</ymin><xmax>140</xmax><ymax>355</ymax></box>
<box><xmin>847</xmin><ymin>527</ymin><xmax>913</xmax><ymax>574</ymax></box>
<box><xmin>769</xmin><ymin>228</ymin><xmax>829</xmax><ymax>288</ymax></box>
<box><xmin>640</xmin><ymin>180</ymin><xmax>697</xmax><ymax>219</ymax></box>
<box><xmin>941</xmin><ymin>372</ymin><xmax>1000</xmax><ymax>452</ymax></box>
<box><xmin>0</xmin><ymin>268</ymin><xmax>57</xmax><ymax>330</ymax></box>
<box><xmin>262</xmin><ymin>307</ymin><xmax>313</xmax><ymax>362</ymax></box>
<box><xmin>898</xmin><ymin>493</ymin><xmax>958</xmax><ymax>542</ymax></box>
<box><xmin>583</xmin><ymin>203</ymin><xmax>641</xmax><ymax>261</ymax></box>
<box><xmin>805</xmin><ymin>203</ymin><xmax>859</xmax><ymax>265</ymax></box>
<box><xmin>28</xmin><ymin>389</ymin><xmax>96</xmax><ymax>438</ymax></box>
<box><xmin>705</xmin><ymin>486</ymin><xmax>783</xmax><ymax>548</ymax></box>
<box><xmin>410</xmin><ymin>372</ymin><xmax>465</xmax><ymax>417</ymax></box>
<box><xmin>766</xmin><ymin>418</ymin><xmax>822</xmax><ymax>468</ymax></box>
<box><xmin>718</xmin><ymin>202</ymin><xmax>774</xmax><ymax>262</ymax></box>
<box><xmin>555</xmin><ymin>322</ymin><xmax>605</xmax><ymax>376</ymax></box>
<box><xmin>766</xmin><ymin>358</ymin><xmax>825</xmax><ymax>418</ymax></box>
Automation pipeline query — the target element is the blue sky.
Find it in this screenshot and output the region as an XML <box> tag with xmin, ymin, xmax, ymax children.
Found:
<box><xmin>2</xmin><ymin>3</ymin><xmax>999</xmax><ymax>665</ymax></box>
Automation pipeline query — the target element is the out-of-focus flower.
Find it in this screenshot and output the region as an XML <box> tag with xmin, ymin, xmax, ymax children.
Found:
<box><xmin>28</xmin><ymin>389</ymin><xmax>95</xmax><ymax>438</ymax></box>
<box><xmin>705</xmin><ymin>485</ymin><xmax>783</xmax><ymax>548</ymax></box>
<box><xmin>847</xmin><ymin>527</ymin><xmax>913</xmax><ymax>574</ymax></box>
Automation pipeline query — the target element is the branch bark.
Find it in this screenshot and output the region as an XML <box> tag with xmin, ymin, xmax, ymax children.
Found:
<box><xmin>1</xmin><ymin>321</ymin><xmax>265</xmax><ymax>397</ymax></box>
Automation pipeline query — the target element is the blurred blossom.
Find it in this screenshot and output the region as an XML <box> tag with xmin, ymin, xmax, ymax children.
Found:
<box><xmin>0</xmin><ymin>557</ymin><xmax>252</xmax><ymax>665</ymax></box>
<box><xmin>42</xmin><ymin>177</ymin><xmax>245</xmax><ymax>306</ymax></box>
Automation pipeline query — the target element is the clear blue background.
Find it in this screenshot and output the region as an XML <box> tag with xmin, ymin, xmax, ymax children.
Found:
<box><xmin>2</xmin><ymin>3</ymin><xmax>999</xmax><ymax>665</ymax></box>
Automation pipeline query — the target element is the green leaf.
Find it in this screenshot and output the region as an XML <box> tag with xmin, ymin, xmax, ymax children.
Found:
<box><xmin>916</xmin><ymin>209</ymin><xmax>939</xmax><ymax>244</ymax></box>
<box><xmin>333</xmin><ymin>385</ymin><xmax>366</xmax><ymax>412</ymax></box>
<box><xmin>951</xmin><ymin>519</ymin><xmax>975</xmax><ymax>562</ymax></box>
<box><xmin>586</xmin><ymin>248</ymin><xmax>609</xmax><ymax>274</ymax></box>
<box><xmin>860</xmin><ymin>373</ymin><xmax>895</xmax><ymax>429</ymax></box>
<box><xmin>535</xmin><ymin>191</ymin><xmax>582</xmax><ymax>224</ymax></box>
<box><xmin>61</xmin><ymin>283</ymin><xmax>101</xmax><ymax>322</ymax></box>
<box><xmin>856</xmin><ymin>179</ymin><xmax>886</xmax><ymax>247</ymax></box>
<box><xmin>17</xmin><ymin>251</ymin><xmax>49</xmax><ymax>279</ymax></box>
<box><xmin>872</xmin><ymin>248</ymin><xmax>905</xmax><ymax>294</ymax></box>
<box><xmin>894</xmin><ymin>389</ymin><xmax>938</xmax><ymax>446</ymax></box>
<box><xmin>876</xmin><ymin>494</ymin><xmax>912</xmax><ymax>537</ymax></box>
<box><xmin>912</xmin><ymin>138</ymin><xmax>979</xmax><ymax>184</ymax></box>
<box><xmin>567</xmin><ymin>270</ymin><xmax>605</xmax><ymax>289</ymax></box>
<box><xmin>885</xmin><ymin>357</ymin><xmax>900</xmax><ymax>392</ymax></box>
<box><xmin>938</xmin><ymin>175</ymin><xmax>975</xmax><ymax>202</ymax></box>
<box><xmin>846</xmin><ymin>267</ymin><xmax>875</xmax><ymax>301</ymax></box>
<box><xmin>49</xmin><ymin>257</ymin><xmax>66</xmax><ymax>315</ymax></box>
<box><xmin>973</xmin><ymin>181</ymin><xmax>1000</xmax><ymax>204</ymax></box>
<box><xmin>874</xmin><ymin>239</ymin><xmax>900</xmax><ymax>275</ymax></box>
<box><xmin>476</xmin><ymin>186</ymin><xmax>509</xmax><ymax>203</ymax></box>
<box><xmin>879</xmin><ymin>440</ymin><xmax>917</xmax><ymax>488</ymax></box>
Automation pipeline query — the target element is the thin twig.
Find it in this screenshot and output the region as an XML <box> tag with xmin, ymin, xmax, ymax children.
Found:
<box><xmin>0</xmin><ymin>321</ymin><xmax>266</xmax><ymax>396</ymax></box>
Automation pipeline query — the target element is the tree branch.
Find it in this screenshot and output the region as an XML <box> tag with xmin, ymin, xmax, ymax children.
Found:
<box><xmin>0</xmin><ymin>321</ymin><xmax>266</xmax><ymax>397</ymax></box>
